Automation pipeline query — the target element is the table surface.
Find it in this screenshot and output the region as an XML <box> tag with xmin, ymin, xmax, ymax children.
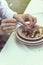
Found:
<box><xmin>0</xmin><ymin>0</ymin><xmax>43</xmax><ymax>65</ymax></box>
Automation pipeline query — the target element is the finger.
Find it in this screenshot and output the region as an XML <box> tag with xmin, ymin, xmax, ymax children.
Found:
<box><xmin>29</xmin><ymin>17</ymin><xmax>37</xmax><ymax>27</ymax></box>
<box><xmin>23</xmin><ymin>15</ymin><xmax>34</xmax><ymax>28</ymax></box>
<box><xmin>1</xmin><ymin>23</ymin><xmax>16</xmax><ymax>27</ymax></box>
<box><xmin>4</xmin><ymin>30</ymin><xmax>12</xmax><ymax>35</ymax></box>
<box><xmin>19</xmin><ymin>18</ymin><xmax>27</xmax><ymax>26</ymax></box>
<box><xmin>3</xmin><ymin>29</ymin><xmax>16</xmax><ymax>33</ymax></box>
<box><xmin>23</xmin><ymin>14</ymin><xmax>33</xmax><ymax>22</ymax></box>
<box><xmin>19</xmin><ymin>17</ymin><xmax>32</xmax><ymax>29</ymax></box>
<box><xmin>2</xmin><ymin>26</ymin><xmax>16</xmax><ymax>31</ymax></box>
<box><xmin>33</xmin><ymin>17</ymin><xmax>37</xmax><ymax>24</ymax></box>
<box><xmin>1</xmin><ymin>18</ymin><xmax>17</xmax><ymax>23</ymax></box>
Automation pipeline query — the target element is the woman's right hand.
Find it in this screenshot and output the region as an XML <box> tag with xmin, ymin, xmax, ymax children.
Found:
<box><xmin>1</xmin><ymin>18</ymin><xmax>17</xmax><ymax>34</ymax></box>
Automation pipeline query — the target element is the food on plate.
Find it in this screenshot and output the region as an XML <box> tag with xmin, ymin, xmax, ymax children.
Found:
<box><xmin>22</xmin><ymin>25</ymin><xmax>43</xmax><ymax>38</ymax></box>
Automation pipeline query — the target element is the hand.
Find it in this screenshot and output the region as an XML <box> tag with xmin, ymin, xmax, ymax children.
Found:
<box><xmin>13</xmin><ymin>14</ymin><xmax>37</xmax><ymax>29</ymax></box>
<box><xmin>1</xmin><ymin>18</ymin><xmax>17</xmax><ymax>34</ymax></box>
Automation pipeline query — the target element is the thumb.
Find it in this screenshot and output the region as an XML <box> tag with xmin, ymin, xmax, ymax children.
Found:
<box><xmin>18</xmin><ymin>18</ymin><xmax>31</xmax><ymax>29</ymax></box>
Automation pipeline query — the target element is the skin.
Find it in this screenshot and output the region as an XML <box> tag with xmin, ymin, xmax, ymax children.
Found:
<box><xmin>0</xmin><ymin>14</ymin><xmax>37</xmax><ymax>35</ymax></box>
<box><xmin>1</xmin><ymin>18</ymin><xmax>17</xmax><ymax>34</ymax></box>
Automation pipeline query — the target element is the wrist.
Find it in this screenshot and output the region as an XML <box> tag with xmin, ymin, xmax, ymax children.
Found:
<box><xmin>13</xmin><ymin>14</ymin><xmax>22</xmax><ymax>20</ymax></box>
<box><xmin>13</xmin><ymin>14</ymin><xmax>17</xmax><ymax>19</ymax></box>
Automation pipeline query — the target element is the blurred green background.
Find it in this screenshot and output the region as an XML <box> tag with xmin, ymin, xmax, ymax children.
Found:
<box><xmin>6</xmin><ymin>0</ymin><xmax>30</xmax><ymax>13</ymax></box>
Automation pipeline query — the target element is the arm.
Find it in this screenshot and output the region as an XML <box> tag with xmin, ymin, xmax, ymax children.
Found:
<box><xmin>0</xmin><ymin>0</ymin><xmax>17</xmax><ymax>18</ymax></box>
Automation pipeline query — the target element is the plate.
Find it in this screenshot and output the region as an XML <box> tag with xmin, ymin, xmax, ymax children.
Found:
<box><xmin>16</xmin><ymin>26</ymin><xmax>43</xmax><ymax>45</ymax></box>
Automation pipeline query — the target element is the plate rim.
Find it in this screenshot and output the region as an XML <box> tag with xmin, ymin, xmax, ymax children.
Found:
<box><xmin>16</xmin><ymin>32</ymin><xmax>43</xmax><ymax>45</ymax></box>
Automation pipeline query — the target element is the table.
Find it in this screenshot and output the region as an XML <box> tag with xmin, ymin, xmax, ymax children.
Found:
<box><xmin>0</xmin><ymin>0</ymin><xmax>43</xmax><ymax>65</ymax></box>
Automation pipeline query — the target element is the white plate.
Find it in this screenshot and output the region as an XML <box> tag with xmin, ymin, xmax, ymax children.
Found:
<box><xmin>16</xmin><ymin>32</ymin><xmax>43</xmax><ymax>45</ymax></box>
<box><xmin>16</xmin><ymin>25</ymin><xmax>43</xmax><ymax>45</ymax></box>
